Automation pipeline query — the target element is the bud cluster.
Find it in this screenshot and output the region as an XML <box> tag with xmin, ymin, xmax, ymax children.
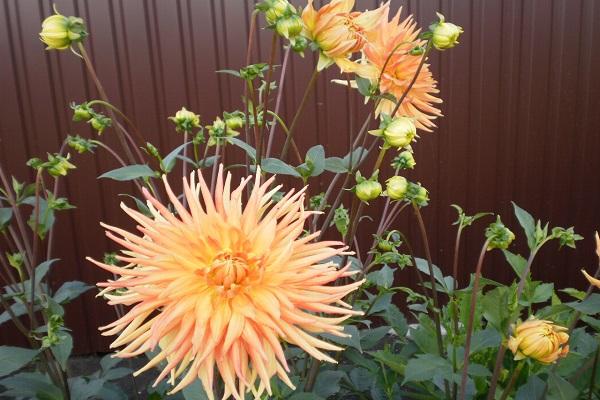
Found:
<box><xmin>27</xmin><ymin>153</ymin><xmax>76</xmax><ymax>178</ymax></box>
<box><xmin>67</xmin><ymin>135</ymin><xmax>96</xmax><ymax>154</ymax></box>
<box><xmin>206</xmin><ymin>113</ymin><xmax>243</xmax><ymax>146</ymax></box>
<box><xmin>70</xmin><ymin>102</ymin><xmax>112</xmax><ymax>135</ymax></box>
<box><xmin>257</xmin><ymin>0</ymin><xmax>307</xmax><ymax>53</ymax></box>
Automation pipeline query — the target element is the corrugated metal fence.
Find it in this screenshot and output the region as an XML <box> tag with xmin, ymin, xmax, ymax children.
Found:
<box><xmin>1</xmin><ymin>0</ymin><xmax>599</xmax><ymax>354</ymax></box>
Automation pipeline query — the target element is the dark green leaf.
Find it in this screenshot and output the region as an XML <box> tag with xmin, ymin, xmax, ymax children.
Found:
<box><xmin>261</xmin><ymin>158</ymin><xmax>300</xmax><ymax>177</ymax></box>
<box><xmin>546</xmin><ymin>373</ymin><xmax>578</xmax><ymax>400</ymax></box>
<box><xmin>314</xmin><ymin>370</ymin><xmax>346</xmax><ymax>398</ymax></box>
<box><xmin>182</xmin><ymin>380</ymin><xmax>209</xmax><ymax>400</ymax></box>
<box><xmin>566</xmin><ymin>293</ymin><xmax>600</xmax><ymax>315</ymax></box>
<box><xmin>370</xmin><ymin>349</ymin><xmax>405</xmax><ymax>375</ymax></box>
<box><xmin>69</xmin><ymin>376</ymin><xmax>105</xmax><ymax>400</ymax></box>
<box><xmin>54</xmin><ymin>281</ymin><xmax>92</xmax><ymax>304</ymax></box>
<box><xmin>229</xmin><ymin>138</ymin><xmax>256</xmax><ymax>160</ymax></box>
<box><xmin>306</xmin><ymin>145</ymin><xmax>325</xmax><ymax>177</ymax></box>
<box><xmin>367</xmin><ymin>265</ymin><xmax>395</xmax><ymax>289</ymax></box>
<box><xmin>0</xmin><ymin>207</ymin><xmax>12</xmax><ymax>228</ymax></box>
<box><xmin>415</xmin><ymin>258</ymin><xmax>448</xmax><ymax>291</ymax></box>
<box><xmin>0</xmin><ymin>372</ymin><xmax>62</xmax><ymax>399</ymax></box>
<box><xmin>469</xmin><ymin>327</ymin><xmax>502</xmax><ymax>354</ymax></box>
<box><xmin>161</xmin><ymin>142</ymin><xmax>191</xmax><ymax>173</ymax></box>
<box><xmin>360</xmin><ymin>326</ymin><xmax>390</xmax><ymax>350</ymax></box>
<box><xmin>384</xmin><ymin>305</ymin><xmax>408</xmax><ymax>336</ymax></box>
<box><xmin>288</xmin><ymin>394</ymin><xmax>325</xmax><ymax>400</ymax></box>
<box><xmin>355</xmin><ymin>76</ymin><xmax>372</xmax><ymax>97</ymax></box>
<box><xmin>343</xmin><ymin>147</ymin><xmax>368</xmax><ymax>170</ymax></box>
<box><xmin>324</xmin><ymin>157</ymin><xmax>347</xmax><ymax>173</ymax></box>
<box><xmin>50</xmin><ymin>333</ymin><xmax>72</xmax><ymax>371</ymax></box>
<box><xmin>99</xmin><ymin>164</ymin><xmax>155</xmax><ymax>181</ymax></box>
<box><xmin>321</xmin><ymin>325</ymin><xmax>361</xmax><ymax>352</ymax></box>
<box><xmin>503</xmin><ymin>250</ymin><xmax>527</xmax><ymax>277</ymax></box>
<box><xmin>403</xmin><ymin>354</ymin><xmax>453</xmax><ymax>384</ymax></box>
<box><xmin>512</xmin><ymin>202</ymin><xmax>536</xmax><ymax>250</ymax></box>
<box><xmin>0</xmin><ymin>346</ymin><xmax>39</xmax><ymax>377</ymax></box>
<box><xmin>515</xmin><ymin>375</ymin><xmax>545</xmax><ymax>400</ymax></box>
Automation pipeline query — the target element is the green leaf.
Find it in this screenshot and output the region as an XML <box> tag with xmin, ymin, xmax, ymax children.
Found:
<box><xmin>313</xmin><ymin>370</ymin><xmax>346</xmax><ymax>398</ymax></box>
<box><xmin>566</xmin><ymin>293</ymin><xmax>600</xmax><ymax>315</ymax></box>
<box><xmin>161</xmin><ymin>142</ymin><xmax>191</xmax><ymax>173</ymax></box>
<box><xmin>69</xmin><ymin>376</ymin><xmax>105</xmax><ymax>400</ymax></box>
<box><xmin>260</xmin><ymin>158</ymin><xmax>301</xmax><ymax>177</ymax></box>
<box><xmin>355</xmin><ymin>76</ymin><xmax>372</xmax><ymax>96</ymax></box>
<box><xmin>345</xmin><ymin>348</ymin><xmax>378</xmax><ymax>371</ymax></box>
<box><xmin>53</xmin><ymin>281</ymin><xmax>92</xmax><ymax>304</ymax></box>
<box><xmin>469</xmin><ymin>327</ymin><xmax>502</xmax><ymax>354</ymax></box>
<box><xmin>229</xmin><ymin>138</ymin><xmax>256</xmax><ymax>160</ymax></box>
<box><xmin>512</xmin><ymin>202</ymin><xmax>536</xmax><ymax>250</ymax></box>
<box><xmin>288</xmin><ymin>395</ymin><xmax>324</xmax><ymax>400</ymax></box>
<box><xmin>324</xmin><ymin>157</ymin><xmax>347</xmax><ymax>173</ymax></box>
<box><xmin>306</xmin><ymin>145</ymin><xmax>325</xmax><ymax>177</ymax></box>
<box><xmin>360</xmin><ymin>326</ymin><xmax>390</xmax><ymax>350</ymax></box>
<box><xmin>343</xmin><ymin>147</ymin><xmax>368</xmax><ymax>170</ymax></box>
<box><xmin>0</xmin><ymin>346</ymin><xmax>39</xmax><ymax>377</ymax></box>
<box><xmin>367</xmin><ymin>265</ymin><xmax>395</xmax><ymax>289</ymax></box>
<box><xmin>119</xmin><ymin>194</ymin><xmax>152</xmax><ymax>218</ymax></box>
<box><xmin>530</xmin><ymin>282</ymin><xmax>554</xmax><ymax>304</ymax></box>
<box><xmin>415</xmin><ymin>258</ymin><xmax>448</xmax><ymax>292</ymax></box>
<box><xmin>368</xmin><ymin>292</ymin><xmax>393</xmax><ymax>314</ymax></box>
<box><xmin>99</xmin><ymin>164</ymin><xmax>155</xmax><ymax>181</ymax></box>
<box><xmin>0</xmin><ymin>372</ymin><xmax>62</xmax><ymax>399</ymax></box>
<box><xmin>0</xmin><ymin>207</ymin><xmax>12</xmax><ymax>228</ymax></box>
<box><xmin>546</xmin><ymin>373</ymin><xmax>578</xmax><ymax>400</ymax></box>
<box><xmin>370</xmin><ymin>349</ymin><xmax>405</xmax><ymax>375</ymax></box>
<box><xmin>182</xmin><ymin>380</ymin><xmax>209</xmax><ymax>399</ymax></box>
<box><xmin>403</xmin><ymin>354</ymin><xmax>453</xmax><ymax>384</ymax></box>
<box><xmin>515</xmin><ymin>375</ymin><xmax>545</xmax><ymax>400</ymax></box>
<box><xmin>349</xmin><ymin>368</ymin><xmax>373</xmax><ymax>391</ymax></box>
<box><xmin>503</xmin><ymin>250</ymin><xmax>527</xmax><ymax>277</ymax></box>
<box><xmin>100</xmin><ymin>353</ymin><xmax>122</xmax><ymax>373</ymax></box>
<box><xmin>321</xmin><ymin>325</ymin><xmax>361</xmax><ymax>352</ymax></box>
<box><xmin>50</xmin><ymin>333</ymin><xmax>72</xmax><ymax>371</ymax></box>
<box><xmin>383</xmin><ymin>304</ymin><xmax>408</xmax><ymax>336</ymax></box>
<box><xmin>481</xmin><ymin>286</ymin><xmax>516</xmax><ymax>332</ymax></box>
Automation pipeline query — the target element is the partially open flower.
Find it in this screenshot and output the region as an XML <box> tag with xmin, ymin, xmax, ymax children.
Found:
<box><xmin>89</xmin><ymin>167</ymin><xmax>363</xmax><ymax>399</ymax></box>
<box><xmin>431</xmin><ymin>13</ymin><xmax>463</xmax><ymax>50</ymax></box>
<box><xmin>581</xmin><ymin>232</ymin><xmax>600</xmax><ymax>289</ymax></box>
<box><xmin>507</xmin><ymin>318</ymin><xmax>569</xmax><ymax>364</ymax></box>
<box><xmin>39</xmin><ymin>11</ymin><xmax>87</xmax><ymax>50</ymax></box>
<box><xmin>302</xmin><ymin>0</ymin><xmax>388</xmax><ymax>71</ymax></box>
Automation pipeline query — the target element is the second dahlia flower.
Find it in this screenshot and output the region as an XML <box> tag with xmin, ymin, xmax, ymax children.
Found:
<box><xmin>507</xmin><ymin>317</ymin><xmax>569</xmax><ymax>364</ymax></box>
<box><xmin>89</xmin><ymin>167</ymin><xmax>363</xmax><ymax>399</ymax></box>
<box><xmin>302</xmin><ymin>0</ymin><xmax>388</xmax><ymax>72</ymax></box>
<box><xmin>360</xmin><ymin>9</ymin><xmax>442</xmax><ymax>131</ymax></box>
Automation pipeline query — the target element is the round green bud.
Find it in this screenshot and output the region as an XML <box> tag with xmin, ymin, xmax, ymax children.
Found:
<box><xmin>72</xmin><ymin>106</ymin><xmax>91</xmax><ymax>122</ymax></box>
<box><xmin>377</xmin><ymin>239</ymin><xmax>394</xmax><ymax>252</ymax></box>
<box><xmin>386</xmin><ymin>176</ymin><xmax>408</xmax><ymax>200</ymax></box>
<box><xmin>291</xmin><ymin>35</ymin><xmax>309</xmax><ymax>53</ymax></box>
<box><xmin>265</xmin><ymin>0</ymin><xmax>292</xmax><ymax>25</ymax></box>
<box><xmin>225</xmin><ymin>115</ymin><xmax>244</xmax><ymax>131</ymax></box>
<box><xmin>169</xmin><ymin>107</ymin><xmax>201</xmax><ymax>132</ymax></box>
<box><xmin>355</xmin><ymin>180</ymin><xmax>382</xmax><ymax>202</ymax></box>
<box><xmin>431</xmin><ymin>13</ymin><xmax>463</xmax><ymax>50</ymax></box>
<box><xmin>276</xmin><ymin>15</ymin><xmax>303</xmax><ymax>39</ymax></box>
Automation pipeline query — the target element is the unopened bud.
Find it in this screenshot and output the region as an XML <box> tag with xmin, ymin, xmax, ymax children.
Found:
<box><xmin>386</xmin><ymin>176</ymin><xmax>408</xmax><ymax>200</ymax></box>
<box><xmin>485</xmin><ymin>216</ymin><xmax>515</xmax><ymax>250</ymax></box>
<box><xmin>507</xmin><ymin>317</ymin><xmax>569</xmax><ymax>364</ymax></box>
<box><xmin>431</xmin><ymin>13</ymin><xmax>463</xmax><ymax>50</ymax></box>
<box><xmin>370</xmin><ymin>116</ymin><xmax>416</xmax><ymax>149</ymax></box>
<box><xmin>355</xmin><ymin>179</ymin><xmax>382</xmax><ymax>202</ymax></box>
<box><xmin>169</xmin><ymin>107</ymin><xmax>201</xmax><ymax>133</ymax></box>
<box><xmin>39</xmin><ymin>10</ymin><xmax>87</xmax><ymax>50</ymax></box>
<box><xmin>393</xmin><ymin>150</ymin><xmax>416</xmax><ymax>170</ymax></box>
<box><xmin>276</xmin><ymin>15</ymin><xmax>303</xmax><ymax>39</ymax></box>
<box><xmin>89</xmin><ymin>115</ymin><xmax>112</xmax><ymax>135</ymax></box>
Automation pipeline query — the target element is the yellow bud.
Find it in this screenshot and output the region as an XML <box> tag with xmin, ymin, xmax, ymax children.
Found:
<box><xmin>169</xmin><ymin>107</ymin><xmax>201</xmax><ymax>132</ymax></box>
<box><xmin>386</xmin><ymin>176</ymin><xmax>408</xmax><ymax>200</ymax></box>
<box><xmin>40</xmin><ymin>12</ymin><xmax>87</xmax><ymax>50</ymax></box>
<box><xmin>276</xmin><ymin>15</ymin><xmax>304</xmax><ymax>39</ymax></box>
<box><xmin>382</xmin><ymin>117</ymin><xmax>416</xmax><ymax>148</ymax></box>
<box><xmin>507</xmin><ymin>317</ymin><xmax>569</xmax><ymax>364</ymax></box>
<box><xmin>355</xmin><ymin>180</ymin><xmax>382</xmax><ymax>202</ymax></box>
<box><xmin>431</xmin><ymin>13</ymin><xmax>463</xmax><ymax>50</ymax></box>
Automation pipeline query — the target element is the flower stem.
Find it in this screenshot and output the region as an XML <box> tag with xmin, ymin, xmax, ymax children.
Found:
<box><xmin>266</xmin><ymin>46</ymin><xmax>291</xmax><ymax>158</ymax></box>
<box><xmin>280</xmin><ymin>69</ymin><xmax>319</xmax><ymax>160</ymax></box>
<box><xmin>498</xmin><ymin>362</ymin><xmax>524</xmax><ymax>400</ymax></box>
<box><xmin>459</xmin><ymin>237</ymin><xmax>492</xmax><ymax>400</ymax></box>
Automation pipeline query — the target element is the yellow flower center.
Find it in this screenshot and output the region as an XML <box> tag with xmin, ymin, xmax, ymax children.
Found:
<box><xmin>205</xmin><ymin>251</ymin><xmax>262</xmax><ymax>294</ymax></box>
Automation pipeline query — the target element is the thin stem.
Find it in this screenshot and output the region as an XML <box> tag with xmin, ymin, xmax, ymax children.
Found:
<box><xmin>498</xmin><ymin>362</ymin><xmax>524</xmax><ymax>400</ymax></box>
<box><xmin>280</xmin><ymin>69</ymin><xmax>319</xmax><ymax>160</ymax></box>
<box><xmin>259</xmin><ymin>34</ymin><xmax>279</xmax><ymax>151</ymax></box>
<box><xmin>389</xmin><ymin>42</ymin><xmax>432</xmax><ymax>118</ymax></box>
<box><xmin>459</xmin><ymin>238</ymin><xmax>492</xmax><ymax>400</ymax></box>
<box><xmin>92</xmin><ymin>140</ymin><xmax>144</xmax><ymax>193</ymax></box>
<box><xmin>450</xmin><ymin>226</ymin><xmax>464</xmax><ymax>400</ymax></box>
<box><xmin>247</xmin><ymin>80</ymin><xmax>262</xmax><ymax>165</ymax></box>
<box><xmin>29</xmin><ymin>170</ymin><xmax>43</xmax><ymax>327</ymax></box>
<box><xmin>182</xmin><ymin>131</ymin><xmax>189</xmax><ymax>207</ymax></box>
<box><xmin>210</xmin><ymin>143</ymin><xmax>221</xmax><ymax>196</ymax></box>
<box><xmin>46</xmin><ymin>140</ymin><xmax>68</xmax><ymax>261</ymax></box>
<box><xmin>266</xmin><ymin>46</ymin><xmax>291</xmax><ymax>158</ymax></box>
<box><xmin>266</xmin><ymin>110</ymin><xmax>302</xmax><ymax>163</ymax></box>
<box><xmin>588</xmin><ymin>347</ymin><xmax>599</xmax><ymax>400</ymax></box>
<box><xmin>87</xmin><ymin>99</ymin><xmax>145</xmax><ymax>146</ymax></box>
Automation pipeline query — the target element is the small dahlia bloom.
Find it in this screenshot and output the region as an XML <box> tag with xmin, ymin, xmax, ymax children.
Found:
<box><xmin>89</xmin><ymin>167</ymin><xmax>363</xmax><ymax>399</ymax></box>
<box><xmin>302</xmin><ymin>0</ymin><xmax>388</xmax><ymax>72</ymax></box>
<box><xmin>507</xmin><ymin>318</ymin><xmax>569</xmax><ymax>364</ymax></box>
<box><xmin>360</xmin><ymin>9</ymin><xmax>442</xmax><ymax>131</ymax></box>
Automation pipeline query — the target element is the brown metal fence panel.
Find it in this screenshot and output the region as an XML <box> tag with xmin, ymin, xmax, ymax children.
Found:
<box><xmin>1</xmin><ymin>0</ymin><xmax>599</xmax><ymax>354</ymax></box>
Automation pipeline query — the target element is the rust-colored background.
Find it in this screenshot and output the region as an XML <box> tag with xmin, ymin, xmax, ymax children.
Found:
<box><xmin>1</xmin><ymin>0</ymin><xmax>599</xmax><ymax>354</ymax></box>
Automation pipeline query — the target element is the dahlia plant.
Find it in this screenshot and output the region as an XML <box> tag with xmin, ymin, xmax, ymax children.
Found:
<box><xmin>0</xmin><ymin>1</ymin><xmax>599</xmax><ymax>399</ymax></box>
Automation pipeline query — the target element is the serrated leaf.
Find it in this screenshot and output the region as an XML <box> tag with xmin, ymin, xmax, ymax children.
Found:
<box><xmin>384</xmin><ymin>305</ymin><xmax>408</xmax><ymax>336</ymax></box>
<box><xmin>566</xmin><ymin>293</ymin><xmax>600</xmax><ymax>315</ymax></box>
<box><xmin>367</xmin><ymin>265</ymin><xmax>395</xmax><ymax>289</ymax></box>
<box><xmin>503</xmin><ymin>250</ymin><xmax>527</xmax><ymax>277</ymax></box>
<box><xmin>321</xmin><ymin>325</ymin><xmax>361</xmax><ymax>352</ymax></box>
<box><xmin>403</xmin><ymin>354</ymin><xmax>453</xmax><ymax>384</ymax></box>
<box><xmin>314</xmin><ymin>370</ymin><xmax>346</xmax><ymax>398</ymax></box>
<box><xmin>469</xmin><ymin>327</ymin><xmax>501</xmax><ymax>354</ymax></box>
<box><xmin>99</xmin><ymin>164</ymin><xmax>155</xmax><ymax>181</ymax></box>
<box><xmin>54</xmin><ymin>281</ymin><xmax>92</xmax><ymax>304</ymax></box>
<box><xmin>546</xmin><ymin>373</ymin><xmax>578</xmax><ymax>400</ymax></box>
<box><xmin>515</xmin><ymin>375</ymin><xmax>545</xmax><ymax>400</ymax></box>
<box><xmin>360</xmin><ymin>326</ymin><xmax>390</xmax><ymax>350</ymax></box>
<box><xmin>370</xmin><ymin>349</ymin><xmax>405</xmax><ymax>375</ymax></box>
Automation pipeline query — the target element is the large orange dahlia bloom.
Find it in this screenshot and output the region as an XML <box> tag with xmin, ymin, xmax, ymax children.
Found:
<box><xmin>361</xmin><ymin>9</ymin><xmax>442</xmax><ymax>131</ymax></box>
<box><xmin>89</xmin><ymin>167</ymin><xmax>363</xmax><ymax>399</ymax></box>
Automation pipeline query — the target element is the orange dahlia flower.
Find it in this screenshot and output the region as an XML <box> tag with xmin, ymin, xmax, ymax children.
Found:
<box><xmin>302</xmin><ymin>0</ymin><xmax>388</xmax><ymax>72</ymax></box>
<box><xmin>361</xmin><ymin>9</ymin><xmax>442</xmax><ymax>131</ymax></box>
<box><xmin>507</xmin><ymin>318</ymin><xmax>569</xmax><ymax>364</ymax></box>
<box><xmin>89</xmin><ymin>167</ymin><xmax>363</xmax><ymax>399</ymax></box>
<box><xmin>581</xmin><ymin>231</ymin><xmax>600</xmax><ymax>289</ymax></box>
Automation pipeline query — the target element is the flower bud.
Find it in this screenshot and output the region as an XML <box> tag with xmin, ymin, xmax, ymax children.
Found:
<box><xmin>47</xmin><ymin>154</ymin><xmax>76</xmax><ymax>177</ymax></box>
<box><xmin>169</xmin><ymin>107</ymin><xmax>201</xmax><ymax>133</ymax></box>
<box><xmin>405</xmin><ymin>182</ymin><xmax>429</xmax><ymax>207</ymax></box>
<box><xmin>355</xmin><ymin>180</ymin><xmax>382</xmax><ymax>202</ymax></box>
<box><xmin>507</xmin><ymin>318</ymin><xmax>569</xmax><ymax>364</ymax></box>
<box><xmin>39</xmin><ymin>11</ymin><xmax>87</xmax><ymax>50</ymax></box>
<box><xmin>67</xmin><ymin>135</ymin><xmax>96</xmax><ymax>154</ymax></box>
<box><xmin>393</xmin><ymin>150</ymin><xmax>416</xmax><ymax>170</ymax></box>
<box><xmin>146</xmin><ymin>142</ymin><xmax>161</xmax><ymax>159</ymax></box>
<box><xmin>386</xmin><ymin>176</ymin><xmax>408</xmax><ymax>200</ymax></box>
<box><xmin>370</xmin><ymin>116</ymin><xmax>416</xmax><ymax>149</ymax></box>
<box><xmin>377</xmin><ymin>239</ymin><xmax>394</xmax><ymax>252</ymax></box>
<box><xmin>431</xmin><ymin>13</ymin><xmax>463</xmax><ymax>50</ymax></box>
<box><xmin>276</xmin><ymin>15</ymin><xmax>303</xmax><ymax>39</ymax></box>
<box><xmin>224</xmin><ymin>111</ymin><xmax>245</xmax><ymax>131</ymax></box>
<box><xmin>263</xmin><ymin>0</ymin><xmax>293</xmax><ymax>26</ymax></box>
<box><xmin>485</xmin><ymin>216</ymin><xmax>515</xmax><ymax>250</ymax></box>
<box><xmin>291</xmin><ymin>35</ymin><xmax>309</xmax><ymax>54</ymax></box>
<box><xmin>71</xmin><ymin>103</ymin><xmax>92</xmax><ymax>122</ymax></box>
<box><xmin>89</xmin><ymin>115</ymin><xmax>112</xmax><ymax>135</ymax></box>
